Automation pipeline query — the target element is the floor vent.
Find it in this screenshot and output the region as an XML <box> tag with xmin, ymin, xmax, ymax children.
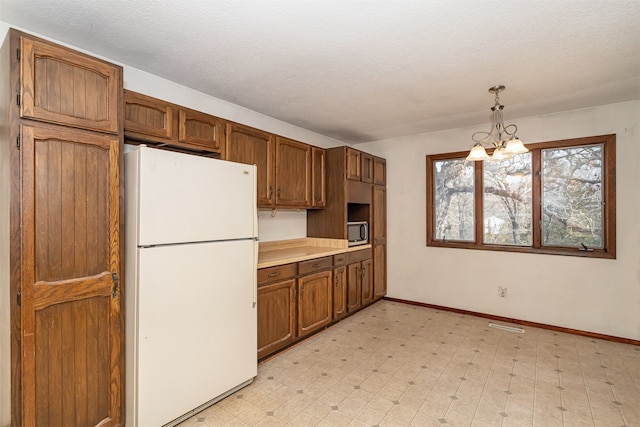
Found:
<box><xmin>489</xmin><ymin>323</ymin><xmax>525</xmax><ymax>334</ymax></box>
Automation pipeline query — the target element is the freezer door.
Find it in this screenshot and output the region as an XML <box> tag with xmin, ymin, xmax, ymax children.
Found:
<box><xmin>129</xmin><ymin>146</ymin><xmax>258</xmax><ymax>246</ymax></box>
<box><xmin>130</xmin><ymin>239</ymin><xmax>257</xmax><ymax>427</ymax></box>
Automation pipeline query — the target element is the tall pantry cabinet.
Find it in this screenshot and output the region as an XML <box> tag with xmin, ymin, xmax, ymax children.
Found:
<box><xmin>2</xmin><ymin>29</ymin><xmax>124</xmax><ymax>426</ymax></box>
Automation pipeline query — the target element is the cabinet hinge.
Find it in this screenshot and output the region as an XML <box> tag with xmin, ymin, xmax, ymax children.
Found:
<box><xmin>16</xmin><ymin>48</ymin><xmax>20</xmax><ymax>60</ymax></box>
<box><xmin>17</xmin><ymin>290</ymin><xmax>21</xmax><ymax>306</ymax></box>
<box><xmin>16</xmin><ymin>135</ymin><xmax>20</xmax><ymax>150</ymax></box>
<box><xmin>112</xmin><ymin>272</ymin><xmax>119</xmax><ymax>297</ymax></box>
<box><xmin>16</xmin><ymin>94</ymin><xmax>20</xmax><ymax>106</ymax></box>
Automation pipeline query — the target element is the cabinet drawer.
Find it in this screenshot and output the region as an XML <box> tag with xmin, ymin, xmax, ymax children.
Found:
<box><xmin>347</xmin><ymin>248</ymin><xmax>372</xmax><ymax>264</ymax></box>
<box><xmin>298</xmin><ymin>256</ymin><xmax>332</xmax><ymax>275</ymax></box>
<box><xmin>258</xmin><ymin>263</ymin><xmax>296</xmax><ymax>286</ymax></box>
<box><xmin>333</xmin><ymin>253</ymin><xmax>347</xmax><ymax>267</ymax></box>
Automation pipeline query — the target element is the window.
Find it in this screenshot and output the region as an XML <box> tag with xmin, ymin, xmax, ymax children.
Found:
<box><xmin>426</xmin><ymin>135</ymin><xmax>616</xmax><ymax>258</ymax></box>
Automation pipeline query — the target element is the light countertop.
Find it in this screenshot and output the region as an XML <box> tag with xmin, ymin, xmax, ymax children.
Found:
<box><xmin>258</xmin><ymin>238</ymin><xmax>372</xmax><ymax>268</ymax></box>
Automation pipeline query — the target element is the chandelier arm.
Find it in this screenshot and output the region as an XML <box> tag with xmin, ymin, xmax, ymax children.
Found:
<box><xmin>468</xmin><ymin>85</ymin><xmax>527</xmax><ymax>161</ymax></box>
<box><xmin>502</xmin><ymin>123</ymin><xmax>518</xmax><ymax>137</ymax></box>
<box><xmin>471</xmin><ymin>130</ymin><xmax>494</xmax><ymax>144</ymax></box>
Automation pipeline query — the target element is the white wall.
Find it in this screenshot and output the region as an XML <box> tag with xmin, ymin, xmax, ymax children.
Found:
<box><xmin>0</xmin><ymin>20</ymin><xmax>349</xmax><ymax>243</ymax></box>
<box><xmin>358</xmin><ymin>101</ymin><xmax>640</xmax><ymax>341</ymax></box>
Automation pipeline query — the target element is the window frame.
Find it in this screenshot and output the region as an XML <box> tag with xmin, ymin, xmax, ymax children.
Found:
<box><xmin>426</xmin><ymin>134</ymin><xmax>616</xmax><ymax>259</ymax></box>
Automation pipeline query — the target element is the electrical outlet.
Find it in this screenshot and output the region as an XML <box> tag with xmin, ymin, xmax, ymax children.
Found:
<box><xmin>498</xmin><ymin>286</ymin><xmax>508</xmax><ymax>298</ymax></box>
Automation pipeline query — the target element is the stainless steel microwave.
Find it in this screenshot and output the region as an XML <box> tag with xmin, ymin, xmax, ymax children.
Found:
<box><xmin>347</xmin><ymin>221</ymin><xmax>369</xmax><ymax>246</ymax></box>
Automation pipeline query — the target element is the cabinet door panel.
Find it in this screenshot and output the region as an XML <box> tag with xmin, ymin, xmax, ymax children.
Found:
<box><xmin>373</xmin><ymin>186</ymin><xmax>386</xmax><ymax>244</ymax></box>
<box><xmin>311</xmin><ymin>147</ymin><xmax>326</xmax><ymax>208</ymax></box>
<box><xmin>346</xmin><ymin>147</ymin><xmax>361</xmax><ymax>181</ymax></box>
<box><xmin>373</xmin><ymin>157</ymin><xmax>386</xmax><ymax>186</ymax></box>
<box><xmin>275</xmin><ymin>137</ymin><xmax>311</xmax><ymax>207</ymax></box>
<box><xmin>333</xmin><ymin>266</ymin><xmax>347</xmax><ymax>320</ymax></box>
<box><xmin>361</xmin><ymin>258</ymin><xmax>373</xmax><ymax>305</ymax></box>
<box><xmin>374</xmin><ymin>244</ymin><xmax>387</xmax><ymax>299</ymax></box>
<box><xmin>298</xmin><ymin>271</ymin><xmax>332</xmax><ymax>337</ymax></box>
<box><xmin>347</xmin><ymin>263</ymin><xmax>361</xmax><ymax>313</ymax></box>
<box><xmin>124</xmin><ymin>91</ymin><xmax>173</xmax><ymax>140</ymax></box>
<box><xmin>19</xmin><ymin>34</ymin><xmax>121</xmax><ymax>134</ymax></box>
<box><xmin>226</xmin><ymin>123</ymin><xmax>274</xmax><ymax>206</ymax></box>
<box><xmin>361</xmin><ymin>153</ymin><xmax>374</xmax><ymax>183</ymax></box>
<box><xmin>373</xmin><ymin>185</ymin><xmax>386</xmax><ymax>299</ymax></box>
<box><xmin>258</xmin><ymin>279</ymin><xmax>296</xmax><ymax>359</ymax></box>
<box><xmin>178</xmin><ymin>109</ymin><xmax>225</xmax><ymax>154</ymax></box>
<box><xmin>20</xmin><ymin>124</ymin><xmax>121</xmax><ymax>426</ymax></box>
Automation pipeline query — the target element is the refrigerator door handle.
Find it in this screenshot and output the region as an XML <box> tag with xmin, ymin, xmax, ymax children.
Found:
<box><xmin>252</xmin><ymin>165</ymin><xmax>258</xmax><ymax>239</ymax></box>
<box><xmin>252</xmin><ymin>238</ymin><xmax>258</xmax><ymax>308</ymax></box>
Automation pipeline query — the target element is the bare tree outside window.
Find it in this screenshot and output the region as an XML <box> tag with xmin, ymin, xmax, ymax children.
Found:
<box><xmin>433</xmin><ymin>159</ymin><xmax>475</xmax><ymax>241</ymax></box>
<box><xmin>483</xmin><ymin>154</ymin><xmax>532</xmax><ymax>245</ymax></box>
<box><xmin>542</xmin><ymin>144</ymin><xmax>604</xmax><ymax>248</ymax></box>
<box><xmin>426</xmin><ymin>135</ymin><xmax>615</xmax><ymax>258</ymax></box>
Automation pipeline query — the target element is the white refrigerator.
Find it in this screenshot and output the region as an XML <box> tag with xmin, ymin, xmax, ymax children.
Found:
<box><xmin>125</xmin><ymin>145</ymin><xmax>258</xmax><ymax>427</ymax></box>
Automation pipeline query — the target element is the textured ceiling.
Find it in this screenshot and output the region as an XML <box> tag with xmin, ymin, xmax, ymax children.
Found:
<box><xmin>1</xmin><ymin>0</ymin><xmax>639</xmax><ymax>144</ymax></box>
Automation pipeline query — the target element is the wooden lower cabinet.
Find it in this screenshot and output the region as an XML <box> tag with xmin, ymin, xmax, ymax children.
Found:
<box><xmin>374</xmin><ymin>244</ymin><xmax>387</xmax><ymax>299</ymax></box>
<box><xmin>333</xmin><ymin>266</ymin><xmax>347</xmax><ymax>320</ymax></box>
<box><xmin>347</xmin><ymin>263</ymin><xmax>362</xmax><ymax>313</ymax></box>
<box><xmin>257</xmin><ymin>279</ymin><xmax>296</xmax><ymax>359</ymax></box>
<box><xmin>347</xmin><ymin>259</ymin><xmax>373</xmax><ymax>312</ymax></box>
<box><xmin>346</xmin><ymin>248</ymin><xmax>373</xmax><ymax>313</ymax></box>
<box><xmin>258</xmin><ymin>249</ymin><xmax>377</xmax><ymax>359</ymax></box>
<box><xmin>361</xmin><ymin>258</ymin><xmax>374</xmax><ymax>305</ymax></box>
<box><xmin>297</xmin><ymin>270</ymin><xmax>332</xmax><ymax>338</ymax></box>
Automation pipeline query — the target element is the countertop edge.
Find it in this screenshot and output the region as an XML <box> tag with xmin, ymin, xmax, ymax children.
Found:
<box><xmin>257</xmin><ymin>243</ymin><xmax>373</xmax><ymax>269</ymax></box>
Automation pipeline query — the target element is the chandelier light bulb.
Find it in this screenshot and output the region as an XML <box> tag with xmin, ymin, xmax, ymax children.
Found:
<box><xmin>467</xmin><ymin>86</ymin><xmax>528</xmax><ymax>161</ymax></box>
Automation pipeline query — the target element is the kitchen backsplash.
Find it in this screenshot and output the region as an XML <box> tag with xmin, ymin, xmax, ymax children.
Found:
<box><xmin>257</xmin><ymin>210</ymin><xmax>307</xmax><ymax>242</ymax></box>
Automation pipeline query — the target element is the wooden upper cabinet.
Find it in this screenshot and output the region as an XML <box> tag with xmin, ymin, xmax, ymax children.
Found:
<box><xmin>123</xmin><ymin>90</ymin><xmax>225</xmax><ymax>156</ymax></box>
<box><xmin>361</xmin><ymin>153</ymin><xmax>374</xmax><ymax>183</ymax></box>
<box><xmin>346</xmin><ymin>147</ymin><xmax>374</xmax><ymax>183</ymax></box>
<box><xmin>178</xmin><ymin>108</ymin><xmax>225</xmax><ymax>154</ymax></box>
<box><xmin>226</xmin><ymin>122</ymin><xmax>275</xmax><ymax>206</ymax></box>
<box><xmin>275</xmin><ymin>137</ymin><xmax>311</xmax><ymax>208</ymax></box>
<box><xmin>373</xmin><ymin>156</ymin><xmax>386</xmax><ymax>186</ymax></box>
<box><xmin>124</xmin><ymin>90</ymin><xmax>173</xmax><ymax>140</ymax></box>
<box><xmin>311</xmin><ymin>147</ymin><xmax>326</xmax><ymax>208</ymax></box>
<box><xmin>18</xmin><ymin>31</ymin><xmax>121</xmax><ymax>134</ymax></box>
<box><xmin>346</xmin><ymin>147</ymin><xmax>361</xmax><ymax>181</ymax></box>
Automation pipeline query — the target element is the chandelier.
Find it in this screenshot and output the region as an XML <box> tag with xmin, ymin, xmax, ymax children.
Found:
<box><xmin>466</xmin><ymin>85</ymin><xmax>528</xmax><ymax>161</ymax></box>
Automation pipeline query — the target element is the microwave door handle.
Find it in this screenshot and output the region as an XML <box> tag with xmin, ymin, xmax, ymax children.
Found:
<box><xmin>361</xmin><ymin>224</ymin><xmax>366</xmax><ymax>240</ymax></box>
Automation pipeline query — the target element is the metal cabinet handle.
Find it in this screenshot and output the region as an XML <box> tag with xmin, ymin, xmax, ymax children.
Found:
<box><xmin>312</xmin><ymin>262</ymin><xmax>321</xmax><ymax>268</ymax></box>
<box><xmin>268</xmin><ymin>271</ymin><xmax>280</xmax><ymax>278</ymax></box>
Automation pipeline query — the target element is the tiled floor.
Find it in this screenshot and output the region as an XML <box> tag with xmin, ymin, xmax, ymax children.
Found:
<box><xmin>179</xmin><ymin>300</ymin><xmax>640</xmax><ymax>426</ymax></box>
